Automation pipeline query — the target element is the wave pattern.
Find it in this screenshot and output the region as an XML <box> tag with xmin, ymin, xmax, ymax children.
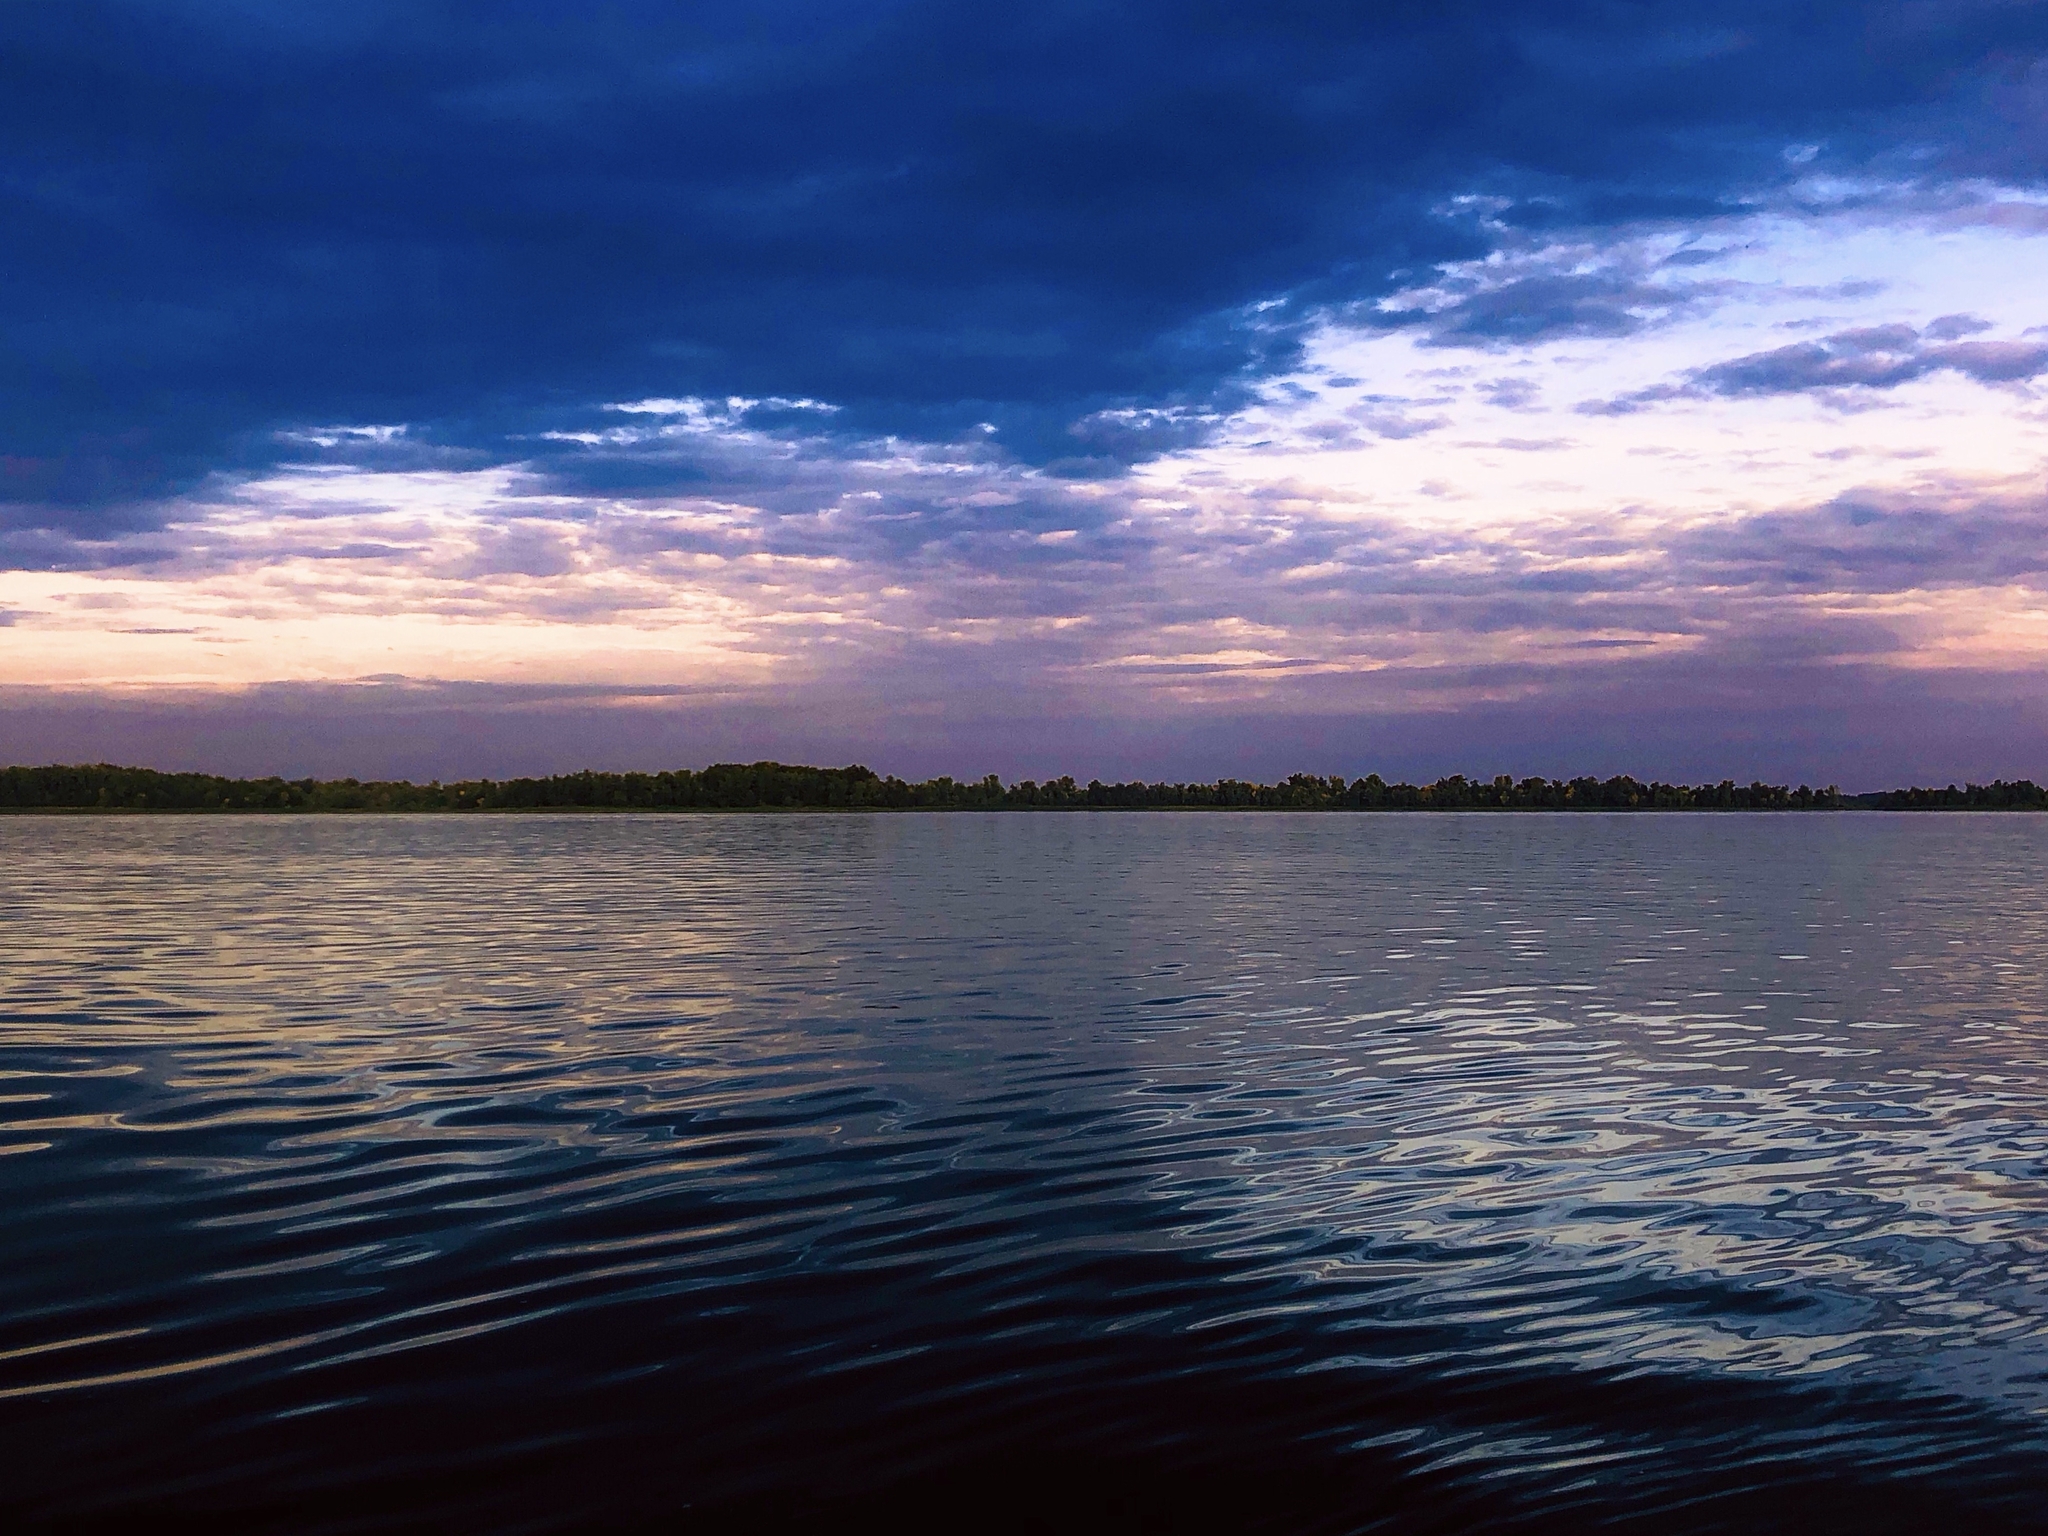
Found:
<box><xmin>4</xmin><ymin>813</ymin><xmax>2048</xmax><ymax>1531</ymax></box>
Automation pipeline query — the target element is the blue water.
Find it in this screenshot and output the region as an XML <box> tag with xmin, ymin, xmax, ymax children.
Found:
<box><xmin>4</xmin><ymin>812</ymin><xmax>2048</xmax><ymax>1532</ymax></box>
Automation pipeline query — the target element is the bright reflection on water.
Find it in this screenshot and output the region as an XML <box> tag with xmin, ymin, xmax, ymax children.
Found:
<box><xmin>4</xmin><ymin>813</ymin><xmax>2048</xmax><ymax>1531</ymax></box>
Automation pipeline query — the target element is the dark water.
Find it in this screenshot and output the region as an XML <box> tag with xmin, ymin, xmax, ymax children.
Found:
<box><xmin>5</xmin><ymin>813</ymin><xmax>2048</xmax><ymax>1533</ymax></box>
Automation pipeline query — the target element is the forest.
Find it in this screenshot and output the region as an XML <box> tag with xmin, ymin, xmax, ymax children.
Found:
<box><xmin>4</xmin><ymin>762</ymin><xmax>2040</xmax><ymax>812</ymax></box>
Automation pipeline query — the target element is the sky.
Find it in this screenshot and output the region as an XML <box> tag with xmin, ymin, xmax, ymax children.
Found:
<box><xmin>7</xmin><ymin>1</ymin><xmax>2048</xmax><ymax>786</ymax></box>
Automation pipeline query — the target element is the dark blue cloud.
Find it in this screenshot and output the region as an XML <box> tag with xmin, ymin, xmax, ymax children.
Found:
<box><xmin>6</xmin><ymin>1</ymin><xmax>2048</xmax><ymax>532</ymax></box>
<box><xmin>1384</xmin><ymin>269</ymin><xmax>1726</xmax><ymax>346</ymax></box>
<box><xmin>1585</xmin><ymin>318</ymin><xmax>2048</xmax><ymax>412</ymax></box>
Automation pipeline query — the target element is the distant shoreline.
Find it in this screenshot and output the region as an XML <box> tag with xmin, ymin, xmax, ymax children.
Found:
<box><xmin>5</xmin><ymin>763</ymin><xmax>2044</xmax><ymax>814</ymax></box>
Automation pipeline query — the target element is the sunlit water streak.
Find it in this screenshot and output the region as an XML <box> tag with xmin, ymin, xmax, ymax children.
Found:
<box><xmin>3</xmin><ymin>813</ymin><xmax>2048</xmax><ymax>1532</ymax></box>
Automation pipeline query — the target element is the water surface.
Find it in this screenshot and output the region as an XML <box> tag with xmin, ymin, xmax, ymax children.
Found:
<box><xmin>4</xmin><ymin>812</ymin><xmax>2048</xmax><ymax>1531</ymax></box>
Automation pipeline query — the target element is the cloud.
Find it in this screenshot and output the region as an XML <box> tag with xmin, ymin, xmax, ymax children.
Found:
<box><xmin>1478</xmin><ymin>377</ymin><xmax>1543</xmax><ymax>409</ymax></box>
<box><xmin>1064</xmin><ymin>406</ymin><xmax>1225</xmax><ymax>464</ymax></box>
<box><xmin>1696</xmin><ymin>325</ymin><xmax>2048</xmax><ymax>394</ymax></box>
<box><xmin>1923</xmin><ymin>313</ymin><xmax>1994</xmax><ymax>341</ymax></box>
<box><xmin>1385</xmin><ymin>269</ymin><xmax>1723</xmax><ymax>346</ymax></box>
<box><xmin>1586</xmin><ymin>318</ymin><xmax>2048</xmax><ymax>411</ymax></box>
<box><xmin>11</xmin><ymin>379</ymin><xmax>2048</xmax><ymax>785</ymax></box>
<box><xmin>1666</xmin><ymin>486</ymin><xmax>2048</xmax><ymax>594</ymax></box>
<box><xmin>7</xmin><ymin>2</ymin><xmax>2048</xmax><ymax>533</ymax></box>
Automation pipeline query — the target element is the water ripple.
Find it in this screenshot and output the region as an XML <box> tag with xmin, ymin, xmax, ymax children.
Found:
<box><xmin>4</xmin><ymin>813</ymin><xmax>2048</xmax><ymax>1530</ymax></box>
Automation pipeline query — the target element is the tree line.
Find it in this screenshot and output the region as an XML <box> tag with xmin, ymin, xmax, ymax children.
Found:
<box><xmin>8</xmin><ymin>761</ymin><xmax>2037</xmax><ymax>812</ymax></box>
<box><xmin>1850</xmin><ymin>780</ymin><xmax>2048</xmax><ymax>811</ymax></box>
